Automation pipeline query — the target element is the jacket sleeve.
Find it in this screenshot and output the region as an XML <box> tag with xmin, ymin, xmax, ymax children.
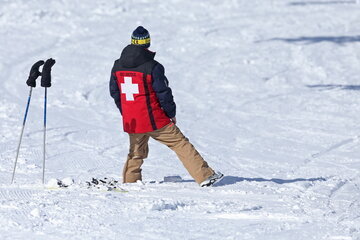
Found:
<box><xmin>151</xmin><ymin>63</ymin><xmax>176</xmax><ymax>118</ymax></box>
<box><xmin>109</xmin><ymin>70</ymin><xmax>122</xmax><ymax>114</ymax></box>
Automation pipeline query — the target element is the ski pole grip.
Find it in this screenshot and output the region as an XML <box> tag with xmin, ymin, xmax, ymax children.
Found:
<box><xmin>26</xmin><ymin>60</ymin><xmax>44</xmax><ymax>87</ymax></box>
<box><xmin>41</xmin><ymin>58</ymin><xmax>56</xmax><ymax>88</ymax></box>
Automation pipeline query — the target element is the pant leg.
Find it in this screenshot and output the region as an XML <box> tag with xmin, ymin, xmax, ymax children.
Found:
<box><xmin>148</xmin><ymin>123</ymin><xmax>214</xmax><ymax>184</ymax></box>
<box><xmin>123</xmin><ymin>133</ymin><xmax>150</xmax><ymax>183</ymax></box>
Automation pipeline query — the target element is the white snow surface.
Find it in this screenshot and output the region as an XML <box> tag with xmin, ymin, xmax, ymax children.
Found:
<box><xmin>1</xmin><ymin>0</ymin><xmax>360</xmax><ymax>239</ymax></box>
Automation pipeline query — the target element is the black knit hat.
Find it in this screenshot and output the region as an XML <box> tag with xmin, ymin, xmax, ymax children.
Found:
<box><xmin>131</xmin><ymin>26</ymin><xmax>150</xmax><ymax>48</ymax></box>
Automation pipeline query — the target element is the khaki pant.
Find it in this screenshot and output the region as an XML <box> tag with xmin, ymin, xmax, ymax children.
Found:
<box><xmin>122</xmin><ymin>123</ymin><xmax>214</xmax><ymax>184</ymax></box>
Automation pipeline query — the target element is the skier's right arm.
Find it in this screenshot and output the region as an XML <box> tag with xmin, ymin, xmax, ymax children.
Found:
<box><xmin>109</xmin><ymin>70</ymin><xmax>122</xmax><ymax>114</ymax></box>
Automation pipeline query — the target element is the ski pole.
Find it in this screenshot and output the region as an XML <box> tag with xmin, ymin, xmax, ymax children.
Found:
<box><xmin>11</xmin><ymin>60</ymin><xmax>44</xmax><ymax>184</ymax></box>
<box><xmin>11</xmin><ymin>87</ymin><xmax>33</xmax><ymax>184</ymax></box>
<box><xmin>42</xmin><ymin>87</ymin><xmax>47</xmax><ymax>184</ymax></box>
<box><xmin>40</xmin><ymin>58</ymin><xmax>55</xmax><ymax>184</ymax></box>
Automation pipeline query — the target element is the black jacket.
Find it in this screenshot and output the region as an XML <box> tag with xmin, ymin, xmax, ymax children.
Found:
<box><xmin>109</xmin><ymin>45</ymin><xmax>176</xmax><ymax>118</ymax></box>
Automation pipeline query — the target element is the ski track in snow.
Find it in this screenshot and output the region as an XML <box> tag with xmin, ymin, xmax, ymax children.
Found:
<box><xmin>1</xmin><ymin>0</ymin><xmax>360</xmax><ymax>239</ymax></box>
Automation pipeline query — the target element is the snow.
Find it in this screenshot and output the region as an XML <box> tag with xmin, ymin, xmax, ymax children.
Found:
<box><xmin>0</xmin><ymin>0</ymin><xmax>360</xmax><ymax>239</ymax></box>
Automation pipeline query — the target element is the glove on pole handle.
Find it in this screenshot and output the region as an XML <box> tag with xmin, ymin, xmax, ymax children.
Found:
<box><xmin>11</xmin><ymin>87</ymin><xmax>33</xmax><ymax>184</ymax></box>
<box><xmin>26</xmin><ymin>60</ymin><xmax>44</xmax><ymax>88</ymax></box>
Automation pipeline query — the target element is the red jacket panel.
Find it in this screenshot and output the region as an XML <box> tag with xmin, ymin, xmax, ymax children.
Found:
<box><xmin>115</xmin><ymin>70</ymin><xmax>170</xmax><ymax>133</ymax></box>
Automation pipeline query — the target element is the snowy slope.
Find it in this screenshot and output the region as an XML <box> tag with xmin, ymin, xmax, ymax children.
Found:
<box><xmin>1</xmin><ymin>0</ymin><xmax>360</xmax><ymax>239</ymax></box>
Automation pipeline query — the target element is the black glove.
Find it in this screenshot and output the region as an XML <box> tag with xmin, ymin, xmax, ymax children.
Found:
<box><xmin>26</xmin><ymin>60</ymin><xmax>44</xmax><ymax>87</ymax></box>
<box><xmin>41</xmin><ymin>58</ymin><xmax>56</xmax><ymax>88</ymax></box>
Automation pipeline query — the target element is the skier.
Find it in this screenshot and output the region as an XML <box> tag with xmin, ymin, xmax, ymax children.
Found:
<box><xmin>109</xmin><ymin>26</ymin><xmax>223</xmax><ymax>187</ymax></box>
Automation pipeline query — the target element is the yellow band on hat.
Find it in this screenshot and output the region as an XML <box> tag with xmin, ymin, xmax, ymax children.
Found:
<box><xmin>131</xmin><ymin>38</ymin><xmax>151</xmax><ymax>45</ymax></box>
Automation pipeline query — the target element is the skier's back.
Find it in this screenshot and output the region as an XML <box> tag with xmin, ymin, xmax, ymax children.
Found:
<box><xmin>109</xmin><ymin>26</ymin><xmax>223</xmax><ymax>187</ymax></box>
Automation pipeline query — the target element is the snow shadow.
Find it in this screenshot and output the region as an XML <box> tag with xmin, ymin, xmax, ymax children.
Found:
<box><xmin>215</xmin><ymin>176</ymin><xmax>326</xmax><ymax>187</ymax></box>
<box><xmin>289</xmin><ymin>1</ymin><xmax>357</xmax><ymax>6</ymax></box>
<box><xmin>307</xmin><ymin>84</ymin><xmax>360</xmax><ymax>91</ymax></box>
<box><xmin>267</xmin><ymin>35</ymin><xmax>360</xmax><ymax>45</ymax></box>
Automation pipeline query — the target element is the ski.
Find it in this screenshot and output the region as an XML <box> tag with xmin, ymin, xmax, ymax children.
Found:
<box><xmin>45</xmin><ymin>177</ymin><xmax>128</xmax><ymax>193</ymax></box>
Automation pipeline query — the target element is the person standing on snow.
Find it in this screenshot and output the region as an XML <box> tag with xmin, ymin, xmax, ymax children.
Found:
<box><xmin>109</xmin><ymin>26</ymin><xmax>223</xmax><ymax>187</ymax></box>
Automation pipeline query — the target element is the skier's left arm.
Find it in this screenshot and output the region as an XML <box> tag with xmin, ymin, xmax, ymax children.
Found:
<box><xmin>152</xmin><ymin>63</ymin><xmax>176</xmax><ymax>119</ymax></box>
<box><xmin>109</xmin><ymin>70</ymin><xmax>122</xmax><ymax>114</ymax></box>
